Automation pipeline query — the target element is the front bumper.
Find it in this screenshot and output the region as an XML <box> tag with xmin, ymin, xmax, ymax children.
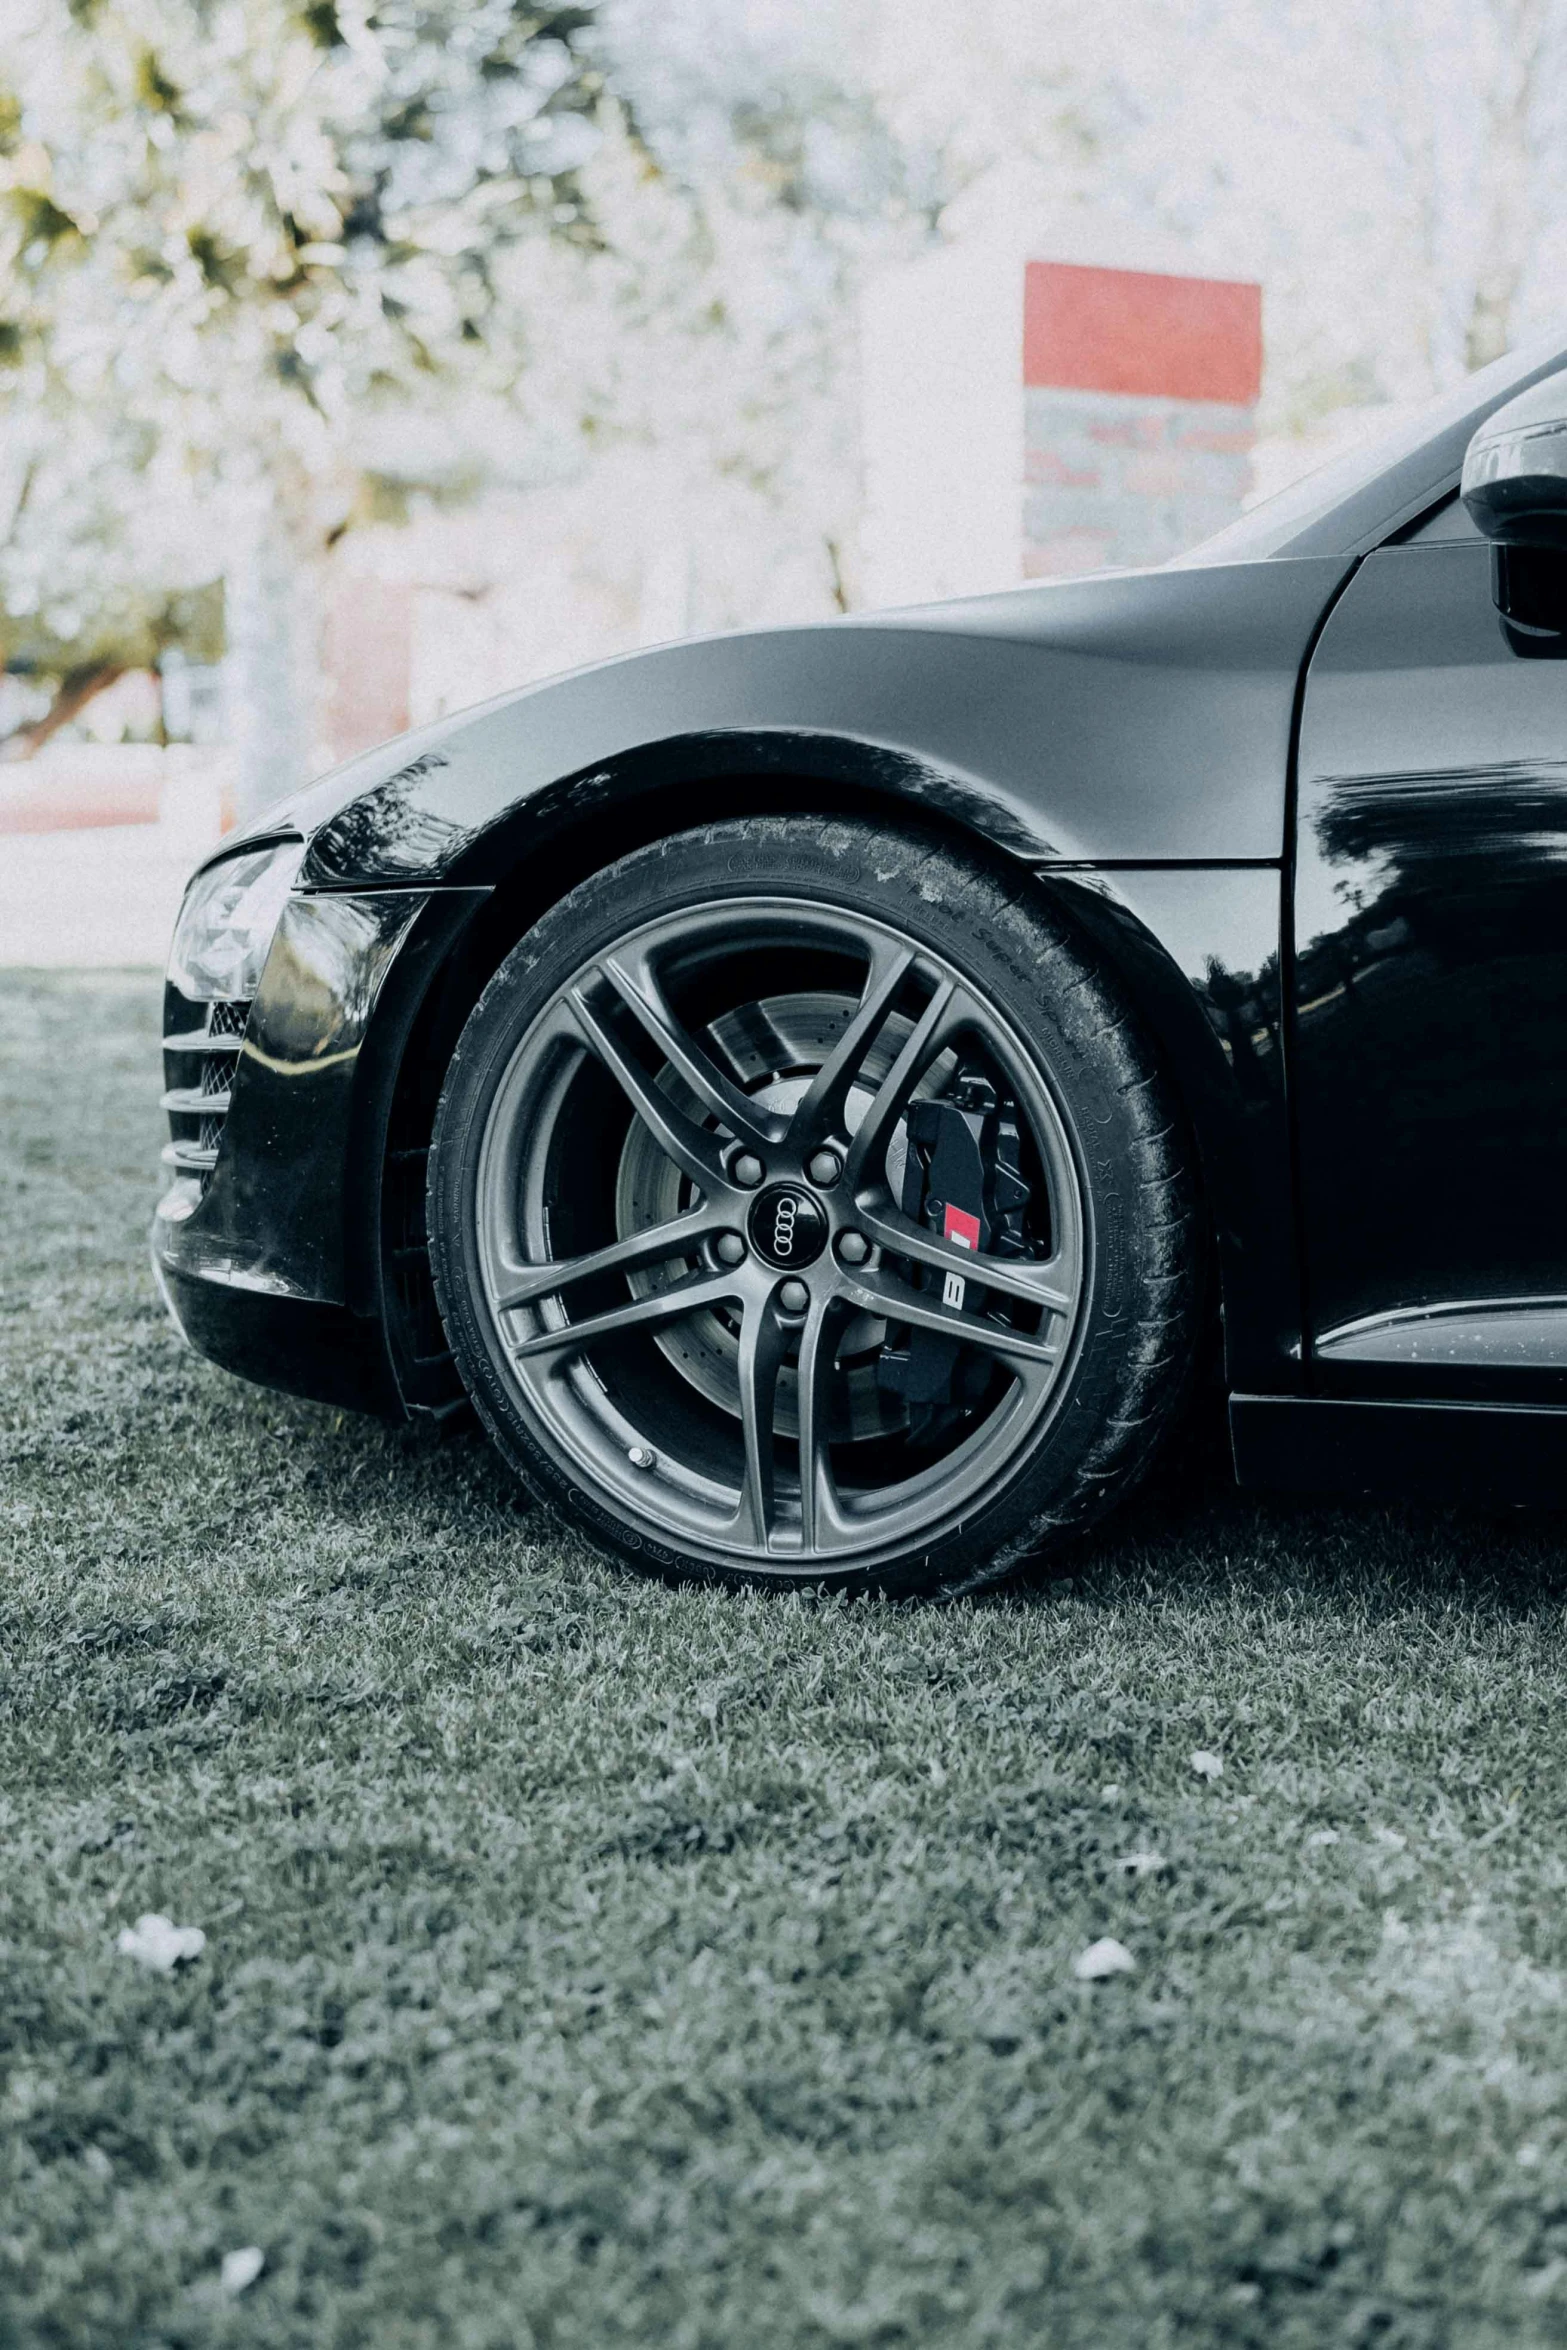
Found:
<box><xmin>151</xmin><ymin>1246</ymin><xmax>402</xmax><ymax>1415</ymax></box>
<box><xmin>150</xmin><ymin>883</ymin><xmax>490</xmax><ymax>1417</ymax></box>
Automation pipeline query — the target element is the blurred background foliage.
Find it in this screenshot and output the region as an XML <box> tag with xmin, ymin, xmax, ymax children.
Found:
<box><xmin>4</xmin><ymin>0</ymin><xmax>1567</xmax><ymax>809</ymax></box>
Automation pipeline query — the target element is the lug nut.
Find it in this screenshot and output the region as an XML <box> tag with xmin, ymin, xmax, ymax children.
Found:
<box><xmin>836</xmin><ymin>1231</ymin><xmax>870</xmax><ymax>1265</ymax></box>
<box><xmin>807</xmin><ymin>1149</ymin><xmax>841</xmax><ymax>1186</ymax></box>
<box><xmin>627</xmin><ymin>1444</ymin><xmax>656</xmax><ymax>1470</ymax></box>
<box><xmin>778</xmin><ymin>1279</ymin><xmax>810</xmax><ymax>1315</ymax></box>
<box><xmin>714</xmin><ymin>1232</ymin><xmax>747</xmax><ymax>1265</ymax></box>
<box><xmin>730</xmin><ymin>1151</ymin><xmax>765</xmax><ymax>1188</ymax></box>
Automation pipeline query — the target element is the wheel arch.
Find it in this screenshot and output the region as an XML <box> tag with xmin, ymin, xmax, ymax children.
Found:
<box><xmin>447</xmin><ymin>725</ymin><xmax>1057</xmax><ymax>885</ymax></box>
<box><xmin>358</xmin><ymin>754</ymin><xmax>1287</xmax><ymax>1418</ymax></box>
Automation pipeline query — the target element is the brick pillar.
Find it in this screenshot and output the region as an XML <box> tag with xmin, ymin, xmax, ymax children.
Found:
<box><xmin>1023</xmin><ymin>261</ymin><xmax>1262</xmax><ymax>578</ymax></box>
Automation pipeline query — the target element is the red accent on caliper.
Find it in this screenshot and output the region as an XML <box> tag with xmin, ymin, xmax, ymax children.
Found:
<box><xmin>942</xmin><ymin>1205</ymin><xmax>981</xmax><ymax>1251</ymax></box>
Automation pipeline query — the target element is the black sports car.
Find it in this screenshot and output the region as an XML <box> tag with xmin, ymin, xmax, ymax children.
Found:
<box><xmin>153</xmin><ymin>334</ymin><xmax>1567</xmax><ymax>1596</ymax></box>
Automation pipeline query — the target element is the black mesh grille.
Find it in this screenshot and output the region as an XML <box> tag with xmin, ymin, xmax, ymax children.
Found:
<box><xmin>161</xmin><ymin>997</ymin><xmax>252</xmax><ymax>1197</ymax></box>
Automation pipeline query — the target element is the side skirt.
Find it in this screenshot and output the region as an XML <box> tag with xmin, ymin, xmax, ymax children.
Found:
<box><xmin>1230</xmin><ymin>1393</ymin><xmax>1567</xmax><ymax>1505</ymax></box>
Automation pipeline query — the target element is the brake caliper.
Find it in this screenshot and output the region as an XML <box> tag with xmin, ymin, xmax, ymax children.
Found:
<box><xmin>876</xmin><ymin>1062</ymin><xmax>1031</xmax><ymax>1433</ymax></box>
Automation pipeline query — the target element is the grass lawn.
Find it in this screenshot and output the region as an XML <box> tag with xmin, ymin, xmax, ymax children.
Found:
<box><xmin>7</xmin><ymin>969</ymin><xmax>1567</xmax><ymax>2349</ymax></box>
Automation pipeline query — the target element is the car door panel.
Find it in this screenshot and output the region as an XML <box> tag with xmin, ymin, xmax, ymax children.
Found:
<box><xmin>1292</xmin><ymin>538</ymin><xmax>1567</xmax><ymax>1392</ymax></box>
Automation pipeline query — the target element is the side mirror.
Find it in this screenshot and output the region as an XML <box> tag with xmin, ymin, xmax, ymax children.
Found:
<box><xmin>1461</xmin><ymin>370</ymin><xmax>1567</xmax><ymax>644</ymax></box>
<box><xmin>1462</xmin><ymin>370</ymin><xmax>1567</xmax><ymax>545</ymax></box>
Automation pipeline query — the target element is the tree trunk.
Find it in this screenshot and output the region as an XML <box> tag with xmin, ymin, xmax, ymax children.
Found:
<box><xmin>224</xmin><ymin>477</ymin><xmax>322</xmax><ymax>828</ymax></box>
<box><xmin>0</xmin><ymin>662</ymin><xmax>126</xmax><ymax>761</ymax></box>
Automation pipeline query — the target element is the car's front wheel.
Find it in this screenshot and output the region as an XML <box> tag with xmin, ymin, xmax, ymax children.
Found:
<box><xmin>427</xmin><ymin>817</ymin><xmax>1199</xmax><ymax>1597</ymax></box>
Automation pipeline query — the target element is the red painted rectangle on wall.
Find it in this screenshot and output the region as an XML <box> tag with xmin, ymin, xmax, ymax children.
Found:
<box><xmin>1024</xmin><ymin>260</ymin><xmax>1262</xmax><ymax>405</ymax></box>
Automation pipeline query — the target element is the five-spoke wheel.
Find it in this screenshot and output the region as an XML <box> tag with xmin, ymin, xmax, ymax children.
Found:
<box><xmin>428</xmin><ymin>819</ymin><xmax>1198</xmax><ymax>1597</ymax></box>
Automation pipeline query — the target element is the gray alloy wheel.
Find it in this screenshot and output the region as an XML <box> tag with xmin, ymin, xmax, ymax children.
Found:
<box><xmin>427</xmin><ymin>818</ymin><xmax>1200</xmax><ymax>1598</ymax></box>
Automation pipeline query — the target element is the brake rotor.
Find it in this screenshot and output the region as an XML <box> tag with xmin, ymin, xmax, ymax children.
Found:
<box><xmin>614</xmin><ymin>990</ymin><xmax>930</xmax><ymax>1443</ymax></box>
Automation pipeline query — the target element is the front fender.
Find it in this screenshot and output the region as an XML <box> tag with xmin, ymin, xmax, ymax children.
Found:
<box><xmin>1042</xmin><ymin>866</ymin><xmax>1297</xmax><ymax>1390</ymax></box>
<box><xmin>280</xmin><ymin>555</ymin><xmax>1348</xmax><ymax>888</ymax></box>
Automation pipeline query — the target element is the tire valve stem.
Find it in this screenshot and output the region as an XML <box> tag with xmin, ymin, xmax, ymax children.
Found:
<box><xmin>627</xmin><ymin>1444</ymin><xmax>656</xmax><ymax>1471</ymax></box>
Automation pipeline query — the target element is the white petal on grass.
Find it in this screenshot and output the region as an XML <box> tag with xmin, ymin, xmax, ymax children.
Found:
<box><xmin>115</xmin><ymin>1914</ymin><xmax>206</xmax><ymax>1973</ymax></box>
<box><xmin>1190</xmin><ymin>1750</ymin><xmax>1224</xmax><ymax>1781</ymax></box>
<box><xmin>1307</xmin><ymin>1829</ymin><xmax>1340</xmax><ymax>1847</ymax></box>
<box><xmin>1116</xmin><ymin>1850</ymin><xmax>1167</xmax><ymax>1878</ymax></box>
<box><xmin>220</xmin><ymin>2246</ymin><xmax>265</xmax><ymax>2296</ymax></box>
<box><xmin>1074</xmin><ymin>1936</ymin><xmax>1135</xmax><ymax>1980</ymax></box>
<box><xmin>1372</xmin><ymin>1825</ymin><xmax>1408</xmax><ymax>1850</ymax></box>
<box><xmin>1099</xmin><ymin>1783</ymin><xmax>1123</xmax><ymax>1803</ymax></box>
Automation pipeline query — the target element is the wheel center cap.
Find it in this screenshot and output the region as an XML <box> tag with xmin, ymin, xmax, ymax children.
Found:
<box><xmin>748</xmin><ymin>1183</ymin><xmax>829</xmax><ymax>1270</ymax></box>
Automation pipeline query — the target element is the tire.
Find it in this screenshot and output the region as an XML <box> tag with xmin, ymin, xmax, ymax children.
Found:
<box><xmin>427</xmin><ymin>816</ymin><xmax>1200</xmax><ymax>1598</ymax></box>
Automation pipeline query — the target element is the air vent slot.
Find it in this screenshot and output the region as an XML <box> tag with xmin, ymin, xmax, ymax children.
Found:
<box><xmin>161</xmin><ymin>999</ymin><xmax>252</xmax><ymax>1191</ymax></box>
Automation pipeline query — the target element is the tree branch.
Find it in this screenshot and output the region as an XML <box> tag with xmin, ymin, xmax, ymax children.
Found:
<box><xmin>0</xmin><ymin>663</ymin><xmax>127</xmax><ymax>762</ymax></box>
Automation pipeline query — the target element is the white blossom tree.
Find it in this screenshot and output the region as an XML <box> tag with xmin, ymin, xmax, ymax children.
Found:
<box><xmin>3</xmin><ymin>0</ymin><xmax>606</xmax><ymax>814</ymax></box>
<box><xmin>0</xmin><ymin>364</ymin><xmax>226</xmax><ymax>755</ymax></box>
<box><xmin>532</xmin><ymin>3</ymin><xmax>947</xmax><ymax>632</ymax></box>
<box><xmin>2</xmin><ymin>0</ymin><xmax>940</xmax><ymax>805</ymax></box>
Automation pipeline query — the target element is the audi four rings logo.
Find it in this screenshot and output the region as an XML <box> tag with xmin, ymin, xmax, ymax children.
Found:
<box><xmin>749</xmin><ymin>1183</ymin><xmax>828</xmax><ymax>1267</ymax></box>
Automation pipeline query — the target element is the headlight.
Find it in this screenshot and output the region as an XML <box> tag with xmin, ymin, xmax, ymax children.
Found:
<box><xmin>167</xmin><ymin>839</ymin><xmax>306</xmax><ymax>1001</ymax></box>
